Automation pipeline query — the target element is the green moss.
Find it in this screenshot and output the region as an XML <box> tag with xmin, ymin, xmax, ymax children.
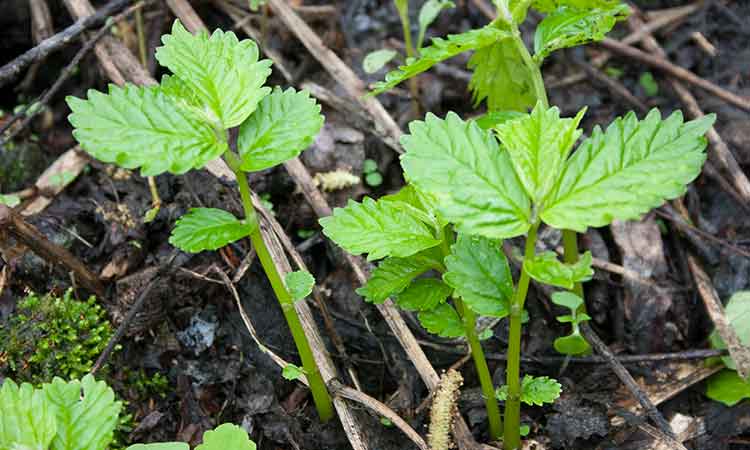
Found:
<box><xmin>0</xmin><ymin>289</ymin><xmax>114</xmax><ymax>384</ymax></box>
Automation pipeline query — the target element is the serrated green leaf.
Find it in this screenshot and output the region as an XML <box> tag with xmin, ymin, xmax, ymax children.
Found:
<box><xmin>319</xmin><ymin>197</ymin><xmax>441</xmax><ymax>261</ymax></box>
<box><xmin>709</xmin><ymin>291</ymin><xmax>750</xmax><ymax>371</ymax></box>
<box><xmin>401</xmin><ymin>112</ymin><xmax>531</xmax><ymax>239</ymax></box>
<box><xmin>417</xmin><ymin>0</ymin><xmax>455</xmax><ymax>49</ymax></box>
<box><xmin>468</xmin><ymin>39</ymin><xmax>536</xmax><ymax>112</ymax></box>
<box><xmin>550</xmin><ymin>291</ymin><xmax>584</xmax><ymax>311</ymax></box>
<box><xmin>169</xmin><ymin>208</ymin><xmax>253</xmax><ymax>253</ymax></box>
<box><xmin>44</xmin><ymin>375</ymin><xmax>122</xmax><ymax>450</ymax></box>
<box><xmin>238</xmin><ymin>87</ymin><xmax>323</xmax><ymax>172</ymax></box>
<box><xmin>282</xmin><ymin>364</ymin><xmax>306</xmax><ymax>381</ymax></box>
<box><xmin>541</xmin><ymin>110</ymin><xmax>715</xmax><ymax>232</ymax></box>
<box><xmin>127</xmin><ymin>444</ymin><xmax>190</xmax><ymax>450</ymax></box>
<box><xmin>370</xmin><ymin>25</ymin><xmax>511</xmax><ymax>95</ymax></box>
<box><xmin>396</xmin><ymin>278</ymin><xmax>452</xmax><ymax>311</ymax></box>
<box><xmin>531</xmin><ymin>0</ymin><xmax>623</xmax><ymax>13</ymax></box>
<box><xmin>155</xmin><ymin>20</ymin><xmax>272</xmax><ymax>129</ymax></box>
<box><xmin>0</xmin><ymin>380</ymin><xmax>57</xmax><ymax>450</ymax></box>
<box><xmin>706</xmin><ymin>369</ymin><xmax>750</xmax><ymax>407</ymax></box>
<box><xmin>533</xmin><ymin>4</ymin><xmax>629</xmax><ymax>62</ymax></box>
<box><xmin>418</xmin><ymin>303</ymin><xmax>464</xmax><ymax>337</ymax></box>
<box><xmin>67</xmin><ymin>84</ymin><xmax>227</xmax><ymax>177</ymax></box>
<box><xmin>363</xmin><ymin>49</ymin><xmax>398</xmax><ymax>74</ymax></box>
<box><xmin>494</xmin><ymin>104</ymin><xmax>585</xmax><ymax>203</ymax></box>
<box><xmin>473</xmin><ymin>111</ymin><xmax>525</xmax><ymax>130</ymax></box>
<box><xmin>381</xmin><ymin>184</ymin><xmax>443</xmax><ymax>228</ymax></box>
<box><xmin>285</xmin><ymin>270</ymin><xmax>315</xmax><ymax>301</ymax></box>
<box><xmin>496</xmin><ymin>375</ymin><xmax>562</xmax><ymax>406</ymax></box>
<box><xmin>355</xmin><ymin>247</ymin><xmax>444</xmax><ymax>303</ymax></box>
<box><xmin>443</xmin><ymin>234</ymin><xmax>513</xmax><ymax>317</ymax></box>
<box><xmin>523</xmin><ymin>251</ymin><xmax>593</xmax><ymax>289</ymax></box>
<box><xmin>196</xmin><ymin>423</ymin><xmax>256</xmax><ymax>450</ymax></box>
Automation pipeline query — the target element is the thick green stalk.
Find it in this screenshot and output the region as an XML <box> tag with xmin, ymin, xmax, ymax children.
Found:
<box><xmin>509</xmin><ymin>26</ymin><xmax>548</xmax><ymax>109</ymax></box>
<box><xmin>503</xmin><ymin>222</ymin><xmax>539</xmax><ymax>450</ymax></box>
<box><xmin>455</xmin><ymin>298</ymin><xmax>503</xmax><ymax>440</ymax></box>
<box><xmin>228</xmin><ymin>155</ymin><xmax>334</xmax><ymax>422</ymax></box>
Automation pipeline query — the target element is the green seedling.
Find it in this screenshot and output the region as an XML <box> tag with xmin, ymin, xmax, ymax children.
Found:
<box><xmin>363</xmin><ymin>158</ymin><xmax>383</xmax><ymax>187</ymax></box>
<box><xmin>550</xmin><ymin>291</ymin><xmax>591</xmax><ymax>355</ymax></box>
<box><xmin>324</xmin><ymin>1</ymin><xmax>715</xmax><ymax>447</ymax></box>
<box><xmin>706</xmin><ymin>291</ymin><xmax>750</xmax><ymax>406</ymax></box>
<box><xmin>65</xmin><ymin>20</ymin><xmax>333</xmax><ymax>422</ymax></box>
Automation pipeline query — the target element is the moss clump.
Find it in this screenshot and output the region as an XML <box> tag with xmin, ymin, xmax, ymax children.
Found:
<box><xmin>0</xmin><ymin>289</ymin><xmax>114</xmax><ymax>384</ymax></box>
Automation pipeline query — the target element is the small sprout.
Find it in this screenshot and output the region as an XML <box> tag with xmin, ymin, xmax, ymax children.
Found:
<box><xmin>259</xmin><ymin>193</ymin><xmax>275</xmax><ymax>216</ymax></box>
<box><xmin>0</xmin><ymin>193</ymin><xmax>21</xmax><ymax>207</ymax></box>
<box><xmin>551</xmin><ymin>292</ymin><xmax>591</xmax><ymax>356</ymax></box>
<box><xmin>496</xmin><ymin>375</ymin><xmax>562</xmax><ymax>406</ymax></box>
<box><xmin>380</xmin><ymin>417</ymin><xmax>394</xmax><ymax>427</ymax></box>
<box><xmin>639</xmin><ymin>71</ymin><xmax>659</xmax><ymax>96</ymax></box>
<box><xmin>363</xmin><ymin>159</ymin><xmax>384</xmax><ymax>187</ymax></box>
<box><xmin>285</xmin><ymin>270</ymin><xmax>315</xmax><ymax>301</ymax></box>
<box><xmin>478</xmin><ymin>327</ymin><xmax>494</xmax><ymax>341</ymax></box>
<box><xmin>519</xmin><ymin>424</ymin><xmax>531</xmax><ymax>437</ymax></box>
<box><xmin>706</xmin><ymin>291</ymin><xmax>750</xmax><ymax>405</ymax></box>
<box><xmin>282</xmin><ymin>363</ymin><xmax>306</xmax><ymax>381</ymax></box>
<box><xmin>297</xmin><ymin>229</ymin><xmax>316</xmax><ymax>239</ymax></box>
<box><xmin>605</xmin><ymin>66</ymin><xmax>624</xmax><ymax>78</ymax></box>
<box><xmin>143</xmin><ymin>206</ymin><xmax>160</xmax><ymax>223</ymax></box>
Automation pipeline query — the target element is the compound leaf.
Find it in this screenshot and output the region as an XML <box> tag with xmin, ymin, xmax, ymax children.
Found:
<box><xmin>169</xmin><ymin>208</ymin><xmax>253</xmax><ymax>253</ymax></box>
<box><xmin>319</xmin><ymin>197</ymin><xmax>441</xmax><ymax>261</ymax></box>
<box><xmin>541</xmin><ymin>109</ymin><xmax>715</xmax><ymax>232</ymax></box>
<box><xmin>494</xmin><ymin>104</ymin><xmax>585</xmax><ymax>203</ymax></box>
<box><xmin>706</xmin><ymin>370</ymin><xmax>750</xmax><ymax>407</ymax></box>
<box><xmin>468</xmin><ymin>39</ymin><xmax>536</xmax><ymax>112</ymax></box>
<box><xmin>155</xmin><ymin>20</ymin><xmax>272</xmax><ymax>129</ymax></box>
<box><xmin>285</xmin><ymin>270</ymin><xmax>315</xmax><ymax>301</ymax></box>
<box><xmin>371</xmin><ymin>25</ymin><xmax>511</xmax><ymax>95</ymax></box>
<box><xmin>534</xmin><ymin>4</ymin><xmax>629</xmax><ymax>61</ymax></box>
<box><xmin>396</xmin><ymin>278</ymin><xmax>453</xmax><ymax>311</ymax></box>
<box><xmin>523</xmin><ymin>251</ymin><xmax>593</xmax><ymax>289</ymax></box>
<box><xmin>401</xmin><ymin>112</ymin><xmax>531</xmax><ymax>239</ymax></box>
<box><xmin>45</xmin><ymin>375</ymin><xmax>122</xmax><ymax>450</ymax></box>
<box><xmin>196</xmin><ymin>423</ymin><xmax>256</xmax><ymax>450</ymax></box>
<box><xmin>443</xmin><ymin>234</ymin><xmax>513</xmax><ymax>318</ymax></box>
<box><xmin>356</xmin><ymin>248</ymin><xmax>444</xmax><ymax>303</ymax></box>
<box><xmin>709</xmin><ymin>291</ymin><xmax>750</xmax><ymax>371</ymax></box>
<box><xmin>67</xmin><ymin>84</ymin><xmax>227</xmax><ymax>177</ymax></box>
<box><xmin>496</xmin><ymin>375</ymin><xmax>562</xmax><ymax>406</ymax></box>
<box><xmin>418</xmin><ymin>303</ymin><xmax>464</xmax><ymax>338</ymax></box>
<box><xmin>238</xmin><ymin>87</ymin><xmax>323</xmax><ymax>172</ymax></box>
<box><xmin>0</xmin><ymin>379</ymin><xmax>57</xmax><ymax>450</ymax></box>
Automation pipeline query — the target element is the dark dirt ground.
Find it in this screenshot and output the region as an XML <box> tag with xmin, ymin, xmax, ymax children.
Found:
<box><xmin>1</xmin><ymin>0</ymin><xmax>750</xmax><ymax>449</ymax></box>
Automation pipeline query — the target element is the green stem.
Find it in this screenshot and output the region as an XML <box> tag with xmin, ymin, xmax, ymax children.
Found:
<box><xmin>562</xmin><ymin>230</ymin><xmax>585</xmax><ymax>299</ymax></box>
<box><xmin>395</xmin><ymin>0</ymin><xmax>420</xmax><ymax>115</ymax></box>
<box><xmin>228</xmin><ymin>155</ymin><xmax>334</xmax><ymax>422</ymax></box>
<box><xmin>503</xmin><ymin>222</ymin><xmax>539</xmax><ymax>450</ymax></box>
<box><xmin>510</xmin><ymin>26</ymin><xmax>548</xmax><ymax>109</ymax></box>
<box><xmin>455</xmin><ymin>298</ymin><xmax>503</xmax><ymax>440</ymax></box>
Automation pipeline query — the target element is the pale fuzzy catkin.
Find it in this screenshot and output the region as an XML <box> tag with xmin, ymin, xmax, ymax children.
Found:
<box><xmin>313</xmin><ymin>169</ymin><xmax>360</xmax><ymax>192</ymax></box>
<box><xmin>428</xmin><ymin>369</ymin><xmax>464</xmax><ymax>450</ymax></box>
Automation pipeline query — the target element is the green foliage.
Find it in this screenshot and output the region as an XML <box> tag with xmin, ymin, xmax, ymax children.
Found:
<box><xmin>639</xmin><ymin>72</ymin><xmax>659</xmax><ymax>97</ymax></box>
<box><xmin>496</xmin><ymin>375</ymin><xmax>562</xmax><ymax>406</ymax></box>
<box><xmin>493</xmin><ymin>104</ymin><xmax>585</xmax><ymax>203</ymax></box>
<box><xmin>0</xmin><ymin>194</ymin><xmax>20</xmax><ymax>207</ymax></box>
<box><xmin>155</xmin><ymin>20</ymin><xmax>271</xmax><ymax>128</ymax></box>
<box><xmin>417</xmin><ymin>0</ymin><xmax>455</xmax><ymax>49</ymax></box>
<box><xmin>128</xmin><ymin>444</ymin><xmax>189</xmax><ymax>450</ymax></box>
<box><xmin>709</xmin><ymin>291</ymin><xmax>750</xmax><ymax>372</ymax></box>
<box><xmin>169</xmin><ymin>208</ymin><xmax>253</xmax><ymax>253</ymax></box>
<box><xmin>285</xmin><ymin>270</ymin><xmax>315</xmax><ymax>301</ymax></box>
<box><xmin>370</xmin><ymin>25</ymin><xmax>512</xmax><ymax>95</ymax></box>
<box><xmin>67</xmin><ymin>84</ymin><xmax>226</xmax><ymax>177</ymax></box>
<box><xmin>319</xmin><ymin>197</ymin><xmax>441</xmax><ymax>261</ymax></box>
<box><xmin>550</xmin><ymin>292</ymin><xmax>591</xmax><ymax>355</ymax></box>
<box><xmin>541</xmin><ymin>110</ymin><xmax>715</xmax><ymax>232</ymax></box>
<box><xmin>363</xmin><ymin>49</ymin><xmax>398</xmax><ymax>74</ymax></box>
<box><xmin>45</xmin><ymin>375</ymin><xmax>122</xmax><ymax>450</ymax></box>
<box><xmin>443</xmin><ymin>234</ymin><xmax>513</xmax><ymax>317</ymax></box>
<box><xmin>396</xmin><ymin>278</ymin><xmax>452</xmax><ymax>311</ymax></box>
<box><xmin>0</xmin><ymin>379</ymin><xmax>57</xmax><ymax>450</ymax></box>
<box><xmin>531</xmin><ymin>0</ymin><xmax>622</xmax><ymax>13</ymax></box>
<box><xmin>0</xmin><ymin>290</ymin><xmax>113</xmax><ymax>384</ymax></box>
<box><xmin>237</xmin><ymin>87</ymin><xmax>323</xmax><ymax>172</ymax></box>
<box><xmin>468</xmin><ymin>39</ymin><xmax>536</xmax><ymax>111</ymax></box>
<box><xmin>473</xmin><ymin>110</ymin><xmax>525</xmax><ymax>130</ymax></box>
<box><xmin>401</xmin><ymin>112</ymin><xmax>531</xmax><ymax>239</ymax></box>
<box><xmin>533</xmin><ymin>4</ymin><xmax>629</xmax><ymax>62</ymax></box>
<box><xmin>706</xmin><ymin>370</ymin><xmax>750</xmax><ymax>407</ymax></box>
<box><xmin>126</xmin><ymin>423</ymin><xmax>256</xmax><ymax>450</ymax></box>
<box><xmin>355</xmin><ymin>248</ymin><xmax>443</xmax><ymax>303</ymax></box>
<box><xmin>523</xmin><ymin>251</ymin><xmax>593</xmax><ymax>289</ymax></box>
<box><xmin>418</xmin><ymin>303</ymin><xmax>464</xmax><ymax>338</ymax></box>
<box><xmin>281</xmin><ymin>364</ymin><xmax>306</xmax><ymax>381</ymax></box>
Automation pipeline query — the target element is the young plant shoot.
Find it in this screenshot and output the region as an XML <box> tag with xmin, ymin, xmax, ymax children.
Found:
<box><xmin>65</xmin><ymin>20</ymin><xmax>333</xmax><ymax>422</ymax></box>
<box><xmin>324</xmin><ymin>0</ymin><xmax>716</xmax><ymax>448</ymax></box>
